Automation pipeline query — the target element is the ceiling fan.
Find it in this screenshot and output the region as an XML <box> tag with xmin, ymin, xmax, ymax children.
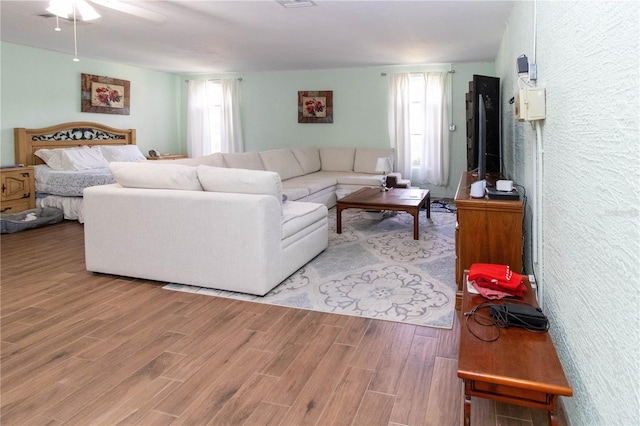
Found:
<box><xmin>47</xmin><ymin>0</ymin><xmax>166</xmax><ymax>24</ymax></box>
<box><xmin>45</xmin><ymin>0</ymin><xmax>166</xmax><ymax>62</ymax></box>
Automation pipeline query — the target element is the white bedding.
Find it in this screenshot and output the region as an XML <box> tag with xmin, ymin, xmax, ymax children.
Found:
<box><xmin>34</xmin><ymin>164</ymin><xmax>116</xmax><ymax>223</ymax></box>
<box><xmin>37</xmin><ymin>195</ymin><xmax>84</xmax><ymax>222</ymax></box>
<box><xmin>35</xmin><ymin>165</ymin><xmax>115</xmax><ymax>197</ymax></box>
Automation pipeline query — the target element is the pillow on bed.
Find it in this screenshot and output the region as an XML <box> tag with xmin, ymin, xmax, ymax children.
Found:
<box><xmin>95</xmin><ymin>145</ymin><xmax>147</xmax><ymax>162</ymax></box>
<box><xmin>34</xmin><ymin>148</ymin><xmax>68</xmax><ymax>170</ymax></box>
<box><xmin>35</xmin><ymin>146</ymin><xmax>109</xmax><ymax>171</ymax></box>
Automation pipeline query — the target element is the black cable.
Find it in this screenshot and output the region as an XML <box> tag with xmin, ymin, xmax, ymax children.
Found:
<box><xmin>464</xmin><ymin>300</ymin><xmax>548</xmax><ymax>342</ymax></box>
<box><xmin>513</xmin><ymin>183</ymin><xmax>529</xmax><ymax>275</ymax></box>
<box><xmin>464</xmin><ymin>302</ymin><xmax>501</xmax><ymax>342</ymax></box>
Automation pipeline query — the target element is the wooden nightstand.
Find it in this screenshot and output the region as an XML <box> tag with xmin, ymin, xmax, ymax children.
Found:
<box><xmin>1</xmin><ymin>166</ymin><xmax>35</xmax><ymax>214</ymax></box>
<box><xmin>146</xmin><ymin>154</ymin><xmax>188</xmax><ymax>161</ymax></box>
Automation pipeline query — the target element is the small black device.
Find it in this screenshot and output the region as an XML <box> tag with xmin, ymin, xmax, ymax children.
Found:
<box><xmin>486</xmin><ymin>187</ymin><xmax>520</xmax><ymax>200</ymax></box>
<box><xmin>517</xmin><ymin>55</ymin><xmax>529</xmax><ymax>74</ymax></box>
<box><xmin>490</xmin><ymin>303</ymin><xmax>548</xmax><ymax>332</ymax></box>
<box><xmin>148</xmin><ymin>149</ymin><xmax>160</xmax><ymax>157</ymax></box>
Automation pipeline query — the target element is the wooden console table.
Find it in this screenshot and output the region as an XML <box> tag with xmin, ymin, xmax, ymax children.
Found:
<box><xmin>454</xmin><ymin>171</ymin><xmax>523</xmax><ymax>309</ymax></box>
<box><xmin>458</xmin><ymin>273</ymin><xmax>572</xmax><ymax>425</ymax></box>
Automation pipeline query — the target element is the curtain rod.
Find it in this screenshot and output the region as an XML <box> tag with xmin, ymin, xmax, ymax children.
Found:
<box><xmin>380</xmin><ymin>70</ymin><xmax>455</xmax><ymax>76</ymax></box>
<box><xmin>184</xmin><ymin>77</ymin><xmax>243</xmax><ymax>83</ymax></box>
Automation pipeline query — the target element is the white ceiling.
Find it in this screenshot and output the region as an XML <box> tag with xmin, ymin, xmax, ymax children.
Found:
<box><xmin>0</xmin><ymin>1</ymin><xmax>514</xmax><ymax>75</ymax></box>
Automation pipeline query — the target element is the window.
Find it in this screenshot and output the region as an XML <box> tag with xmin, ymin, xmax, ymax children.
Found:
<box><xmin>204</xmin><ymin>81</ymin><xmax>223</xmax><ymax>153</ymax></box>
<box><xmin>409</xmin><ymin>74</ymin><xmax>426</xmax><ymax>165</ymax></box>
<box><xmin>187</xmin><ymin>78</ymin><xmax>243</xmax><ymax>157</ymax></box>
<box><xmin>388</xmin><ymin>71</ymin><xmax>449</xmax><ymax>186</ymax></box>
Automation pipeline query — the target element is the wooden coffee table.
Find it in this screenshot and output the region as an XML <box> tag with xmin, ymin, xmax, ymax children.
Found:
<box><xmin>336</xmin><ymin>187</ymin><xmax>430</xmax><ymax>240</ymax></box>
<box><xmin>458</xmin><ymin>273</ymin><xmax>572</xmax><ymax>426</ymax></box>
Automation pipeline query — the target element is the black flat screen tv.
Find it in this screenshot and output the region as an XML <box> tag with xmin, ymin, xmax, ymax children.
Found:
<box><xmin>477</xmin><ymin>94</ymin><xmax>486</xmax><ymax>182</ymax></box>
<box><xmin>468</xmin><ymin>75</ymin><xmax>500</xmax><ymax>178</ymax></box>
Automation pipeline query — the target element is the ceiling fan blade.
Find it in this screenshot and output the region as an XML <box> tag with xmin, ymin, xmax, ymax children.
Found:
<box><xmin>89</xmin><ymin>0</ymin><xmax>166</xmax><ymax>24</ymax></box>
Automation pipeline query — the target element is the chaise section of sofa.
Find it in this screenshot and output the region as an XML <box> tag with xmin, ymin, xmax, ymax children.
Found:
<box><xmin>83</xmin><ymin>162</ymin><xmax>328</xmax><ymax>296</ymax></box>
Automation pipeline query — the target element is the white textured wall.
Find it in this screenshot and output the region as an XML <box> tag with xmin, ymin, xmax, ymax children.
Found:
<box><xmin>496</xmin><ymin>1</ymin><xmax>640</xmax><ymax>424</ymax></box>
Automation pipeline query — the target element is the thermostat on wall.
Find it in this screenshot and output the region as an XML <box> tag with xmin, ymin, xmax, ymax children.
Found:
<box><xmin>514</xmin><ymin>87</ymin><xmax>546</xmax><ymax>121</ymax></box>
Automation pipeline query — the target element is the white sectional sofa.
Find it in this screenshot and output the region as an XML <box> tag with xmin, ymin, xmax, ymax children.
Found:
<box><xmin>170</xmin><ymin>146</ymin><xmax>404</xmax><ymax>207</ymax></box>
<box><xmin>83</xmin><ymin>146</ymin><xmax>404</xmax><ymax>296</ymax></box>
<box><xmin>84</xmin><ymin>162</ymin><xmax>329</xmax><ymax>296</ymax></box>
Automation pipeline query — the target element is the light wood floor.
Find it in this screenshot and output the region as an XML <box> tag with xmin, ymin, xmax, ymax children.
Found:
<box><xmin>1</xmin><ymin>221</ymin><xmax>558</xmax><ymax>425</ymax></box>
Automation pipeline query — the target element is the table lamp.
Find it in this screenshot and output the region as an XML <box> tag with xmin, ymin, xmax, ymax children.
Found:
<box><xmin>375</xmin><ymin>157</ymin><xmax>392</xmax><ymax>191</ymax></box>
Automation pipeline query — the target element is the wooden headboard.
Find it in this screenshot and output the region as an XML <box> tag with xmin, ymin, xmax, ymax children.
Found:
<box><xmin>14</xmin><ymin>122</ymin><xmax>136</xmax><ymax>166</ymax></box>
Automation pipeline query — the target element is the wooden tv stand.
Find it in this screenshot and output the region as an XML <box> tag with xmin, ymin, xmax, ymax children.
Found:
<box><xmin>454</xmin><ymin>172</ymin><xmax>523</xmax><ymax>309</ymax></box>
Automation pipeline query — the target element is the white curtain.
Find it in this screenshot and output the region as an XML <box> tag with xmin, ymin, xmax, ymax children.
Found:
<box><xmin>221</xmin><ymin>78</ymin><xmax>244</xmax><ymax>153</ymax></box>
<box><xmin>387</xmin><ymin>73</ymin><xmax>412</xmax><ymax>178</ymax></box>
<box><xmin>187</xmin><ymin>79</ymin><xmax>212</xmax><ymax>158</ymax></box>
<box><xmin>387</xmin><ymin>71</ymin><xmax>450</xmax><ymax>186</ymax></box>
<box><xmin>187</xmin><ymin>78</ymin><xmax>244</xmax><ymax>156</ymax></box>
<box><xmin>419</xmin><ymin>72</ymin><xmax>449</xmax><ymax>186</ymax></box>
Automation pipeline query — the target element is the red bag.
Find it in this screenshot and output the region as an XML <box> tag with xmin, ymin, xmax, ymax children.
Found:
<box><xmin>468</xmin><ymin>263</ymin><xmax>526</xmax><ymax>297</ymax></box>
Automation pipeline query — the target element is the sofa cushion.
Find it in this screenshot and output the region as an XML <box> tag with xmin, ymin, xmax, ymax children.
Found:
<box><xmin>319</xmin><ymin>147</ymin><xmax>355</xmax><ymax>172</ymax></box>
<box><xmin>222</xmin><ymin>152</ymin><xmax>264</xmax><ymax>170</ymax></box>
<box><xmin>196</xmin><ymin>165</ymin><xmax>283</xmax><ymax>207</ymax></box>
<box><xmin>281</xmin><ymin>185</ymin><xmax>310</xmax><ymax>201</ymax></box>
<box><xmin>291</xmin><ymin>146</ymin><xmax>321</xmax><ymax>174</ymax></box>
<box><xmin>335</xmin><ymin>172</ymin><xmax>384</xmax><ymax>187</ymax></box>
<box><xmin>354</xmin><ymin>148</ymin><xmax>395</xmax><ymax>174</ymax></box>
<box><xmin>259</xmin><ymin>149</ymin><xmax>305</xmax><ymax>181</ymax></box>
<box><xmin>170</xmin><ymin>153</ymin><xmax>225</xmax><ymax>167</ymax></box>
<box><xmin>281</xmin><ymin>201</ymin><xmax>328</xmax><ymax>241</ymax></box>
<box><xmin>109</xmin><ymin>162</ymin><xmax>203</xmax><ymax>191</ymax></box>
<box><xmin>284</xmin><ymin>172</ymin><xmax>338</xmax><ymax>195</ymax></box>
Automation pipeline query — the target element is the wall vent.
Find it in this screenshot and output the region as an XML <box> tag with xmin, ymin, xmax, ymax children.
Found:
<box><xmin>277</xmin><ymin>0</ymin><xmax>316</xmax><ymax>8</ymax></box>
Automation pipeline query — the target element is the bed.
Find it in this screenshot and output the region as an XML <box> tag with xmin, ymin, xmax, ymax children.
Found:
<box><xmin>14</xmin><ymin>122</ymin><xmax>138</xmax><ymax>222</ymax></box>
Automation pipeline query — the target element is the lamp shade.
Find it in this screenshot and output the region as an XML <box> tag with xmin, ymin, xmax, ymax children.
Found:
<box><xmin>375</xmin><ymin>157</ymin><xmax>392</xmax><ymax>173</ymax></box>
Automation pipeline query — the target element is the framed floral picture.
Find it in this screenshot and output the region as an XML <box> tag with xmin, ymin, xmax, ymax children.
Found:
<box><xmin>81</xmin><ymin>73</ymin><xmax>130</xmax><ymax>115</ymax></box>
<box><xmin>298</xmin><ymin>90</ymin><xmax>333</xmax><ymax>123</ymax></box>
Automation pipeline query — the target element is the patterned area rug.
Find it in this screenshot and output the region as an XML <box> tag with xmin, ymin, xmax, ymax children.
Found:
<box><xmin>164</xmin><ymin>200</ymin><xmax>457</xmax><ymax>329</ymax></box>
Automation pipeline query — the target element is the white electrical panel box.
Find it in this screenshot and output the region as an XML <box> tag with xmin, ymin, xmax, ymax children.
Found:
<box><xmin>515</xmin><ymin>87</ymin><xmax>546</xmax><ymax>121</ymax></box>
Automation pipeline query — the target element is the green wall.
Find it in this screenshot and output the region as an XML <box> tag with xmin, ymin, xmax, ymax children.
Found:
<box><xmin>181</xmin><ymin>62</ymin><xmax>495</xmax><ymax>198</ymax></box>
<box><xmin>0</xmin><ymin>42</ymin><xmax>182</xmax><ymax>164</ymax></box>
<box><xmin>1</xmin><ymin>41</ymin><xmax>495</xmax><ymax>198</ymax></box>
